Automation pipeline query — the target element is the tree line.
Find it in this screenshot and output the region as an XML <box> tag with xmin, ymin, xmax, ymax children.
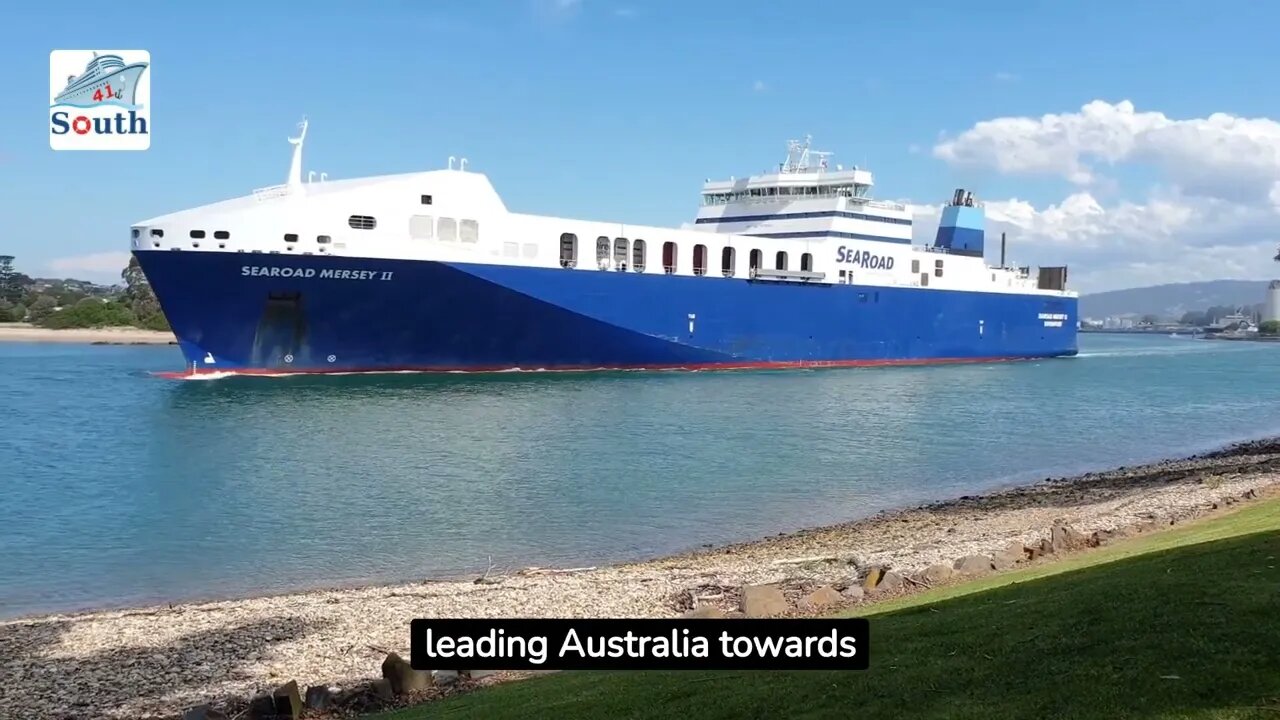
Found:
<box><xmin>1177</xmin><ymin>304</ymin><xmax>1265</xmax><ymax>326</ymax></box>
<box><xmin>0</xmin><ymin>255</ymin><xmax>170</xmax><ymax>331</ymax></box>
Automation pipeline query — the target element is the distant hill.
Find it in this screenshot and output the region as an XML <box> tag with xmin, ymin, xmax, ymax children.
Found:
<box><xmin>1080</xmin><ymin>280</ymin><xmax>1270</xmax><ymax>320</ymax></box>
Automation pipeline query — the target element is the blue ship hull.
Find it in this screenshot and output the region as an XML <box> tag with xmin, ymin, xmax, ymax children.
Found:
<box><xmin>134</xmin><ymin>250</ymin><xmax>1078</xmax><ymax>375</ymax></box>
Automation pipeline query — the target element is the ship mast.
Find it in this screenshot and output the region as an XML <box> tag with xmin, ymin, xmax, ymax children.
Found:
<box><xmin>779</xmin><ymin>135</ymin><xmax>832</xmax><ymax>174</ymax></box>
<box><xmin>286</xmin><ymin>117</ymin><xmax>308</xmax><ymax>191</ymax></box>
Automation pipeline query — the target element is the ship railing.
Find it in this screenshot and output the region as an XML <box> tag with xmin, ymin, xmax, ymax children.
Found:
<box><xmin>849</xmin><ymin>198</ymin><xmax>908</xmax><ymax>211</ymax></box>
<box><xmin>252</xmin><ymin>184</ymin><xmax>293</xmax><ymax>202</ymax></box>
<box><xmin>749</xmin><ymin>267</ymin><xmax>825</xmax><ymax>283</ymax></box>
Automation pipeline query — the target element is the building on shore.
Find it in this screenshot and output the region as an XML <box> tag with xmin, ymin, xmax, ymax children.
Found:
<box><xmin>1263</xmin><ymin>280</ymin><xmax>1280</xmax><ymax>324</ymax></box>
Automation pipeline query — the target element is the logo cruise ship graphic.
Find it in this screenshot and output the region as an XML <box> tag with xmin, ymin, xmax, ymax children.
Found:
<box><xmin>49</xmin><ymin>49</ymin><xmax>151</xmax><ymax>151</ymax></box>
<box><xmin>53</xmin><ymin>51</ymin><xmax>148</xmax><ymax>109</ymax></box>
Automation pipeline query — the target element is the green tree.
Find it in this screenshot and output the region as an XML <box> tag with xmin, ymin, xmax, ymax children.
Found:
<box><xmin>27</xmin><ymin>295</ymin><xmax>57</xmax><ymax>323</ymax></box>
<box><xmin>0</xmin><ymin>255</ymin><xmax>30</xmax><ymax>305</ymax></box>
<box><xmin>1180</xmin><ymin>311</ymin><xmax>1207</xmax><ymax>326</ymax></box>
<box><xmin>1260</xmin><ymin>320</ymin><xmax>1280</xmax><ymax>336</ymax></box>
<box><xmin>121</xmin><ymin>255</ymin><xmax>169</xmax><ymax>331</ymax></box>
<box><xmin>54</xmin><ymin>289</ymin><xmax>87</xmax><ymax>306</ymax></box>
<box><xmin>39</xmin><ymin>299</ymin><xmax>135</xmax><ymax>329</ymax></box>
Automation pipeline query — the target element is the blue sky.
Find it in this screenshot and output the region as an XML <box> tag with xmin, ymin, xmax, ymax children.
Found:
<box><xmin>4</xmin><ymin>0</ymin><xmax>1280</xmax><ymax>292</ymax></box>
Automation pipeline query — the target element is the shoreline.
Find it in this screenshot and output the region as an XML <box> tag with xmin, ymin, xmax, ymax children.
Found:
<box><xmin>5</xmin><ymin>439</ymin><xmax>1280</xmax><ymax>718</ymax></box>
<box><xmin>0</xmin><ymin>322</ymin><xmax>177</xmax><ymax>345</ymax></box>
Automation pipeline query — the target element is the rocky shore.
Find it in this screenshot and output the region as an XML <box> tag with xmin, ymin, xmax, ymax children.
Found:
<box><xmin>0</xmin><ymin>323</ymin><xmax>176</xmax><ymax>345</ymax></box>
<box><xmin>4</xmin><ymin>439</ymin><xmax>1280</xmax><ymax>719</ymax></box>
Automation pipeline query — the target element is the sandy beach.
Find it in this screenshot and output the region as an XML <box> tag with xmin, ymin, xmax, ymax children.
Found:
<box><xmin>3</xmin><ymin>439</ymin><xmax>1279</xmax><ymax>719</ymax></box>
<box><xmin>0</xmin><ymin>323</ymin><xmax>176</xmax><ymax>345</ymax></box>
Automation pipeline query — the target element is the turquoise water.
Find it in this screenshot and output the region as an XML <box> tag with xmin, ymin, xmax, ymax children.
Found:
<box><xmin>2</xmin><ymin>334</ymin><xmax>1279</xmax><ymax>619</ymax></box>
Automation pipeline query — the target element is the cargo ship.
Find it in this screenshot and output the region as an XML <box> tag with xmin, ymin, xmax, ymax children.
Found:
<box><xmin>130</xmin><ymin>119</ymin><xmax>1078</xmax><ymax>376</ymax></box>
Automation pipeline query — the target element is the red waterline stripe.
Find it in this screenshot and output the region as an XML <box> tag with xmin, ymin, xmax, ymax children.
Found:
<box><xmin>153</xmin><ymin>354</ymin><xmax>1072</xmax><ymax>379</ymax></box>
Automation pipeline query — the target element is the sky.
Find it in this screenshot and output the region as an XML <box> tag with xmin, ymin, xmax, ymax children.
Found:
<box><xmin>3</xmin><ymin>0</ymin><xmax>1280</xmax><ymax>293</ymax></box>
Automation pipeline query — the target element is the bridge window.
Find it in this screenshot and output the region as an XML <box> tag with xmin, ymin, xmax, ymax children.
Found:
<box><xmin>190</xmin><ymin>230</ymin><xmax>205</xmax><ymax>239</ymax></box>
<box><xmin>632</xmin><ymin>239</ymin><xmax>646</xmax><ymax>271</ymax></box>
<box><xmin>421</xmin><ymin>194</ymin><xmax>433</xmax><ymax>205</ymax></box>
<box><xmin>801</xmin><ymin>252</ymin><xmax>813</xmax><ymax>272</ymax></box>
<box><xmin>348</xmin><ymin>215</ymin><xmax>377</xmax><ymax>230</ymax></box>
<box><xmin>317</xmin><ymin>235</ymin><xmax>331</xmax><ymax>244</ymax></box>
<box><xmin>596</xmin><ymin>236</ymin><xmax>610</xmax><ymax>268</ymax></box>
<box><xmin>775</xmin><ymin>251</ymin><xmax>788</xmax><ymax>271</ymax></box>
<box><xmin>911</xmin><ymin>259</ymin><xmax>920</xmax><ymax>274</ymax></box>
<box><xmin>934</xmin><ymin>259</ymin><xmax>944</xmax><ymax>278</ymax></box>
<box><xmin>150</xmin><ymin>228</ymin><xmax>164</xmax><ymax>238</ymax></box>
<box><xmin>409</xmin><ymin>215</ymin><xmax>434</xmax><ymax>239</ymax></box>
<box><xmin>749</xmin><ymin>249</ymin><xmax>762</xmax><ymax>271</ymax></box>
<box><xmin>693</xmin><ymin>244</ymin><xmax>708</xmax><ymax>276</ymax></box>
<box><xmin>921</xmin><ymin>273</ymin><xmax>929</xmax><ymax>287</ymax></box>
<box><xmin>460</xmin><ymin>219</ymin><xmax>479</xmax><ymax>243</ymax></box>
<box><xmin>559</xmin><ymin>232</ymin><xmax>578</xmax><ymax>268</ymax></box>
<box><xmin>721</xmin><ymin>246</ymin><xmax>736</xmax><ymax>277</ymax></box>
<box><xmin>284</xmin><ymin>233</ymin><xmax>299</xmax><ymax>243</ymax></box>
<box><xmin>438</xmin><ymin>217</ymin><xmax>457</xmax><ymax>242</ymax></box>
<box><xmin>613</xmin><ymin>238</ymin><xmax>629</xmax><ymax>268</ymax></box>
<box><xmin>662</xmin><ymin>241</ymin><xmax>677</xmax><ymax>274</ymax></box>
<box><xmin>214</xmin><ymin>231</ymin><xmax>230</xmax><ymax>240</ymax></box>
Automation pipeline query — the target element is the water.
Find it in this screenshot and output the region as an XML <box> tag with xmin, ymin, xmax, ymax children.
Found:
<box><xmin>3</xmin><ymin>334</ymin><xmax>1279</xmax><ymax>619</ymax></box>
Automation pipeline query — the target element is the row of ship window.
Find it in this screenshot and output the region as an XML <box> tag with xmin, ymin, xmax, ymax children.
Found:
<box><xmin>555</xmin><ymin>233</ymin><xmax>947</xmax><ymax>279</ymax></box>
<box><xmin>136</xmin><ymin>214</ymin><xmax>478</xmax><ymax>248</ymax></box>
<box><xmin>559</xmin><ymin>233</ymin><xmax>814</xmax><ymax>276</ymax></box>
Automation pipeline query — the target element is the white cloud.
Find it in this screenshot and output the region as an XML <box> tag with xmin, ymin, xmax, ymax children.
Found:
<box><xmin>993</xmin><ymin>71</ymin><xmax>1019</xmax><ymax>82</ymax></box>
<box><xmin>532</xmin><ymin>0</ymin><xmax>582</xmax><ymax>20</ymax></box>
<box><xmin>47</xmin><ymin>252</ymin><xmax>131</xmax><ymax>278</ymax></box>
<box><xmin>921</xmin><ymin>100</ymin><xmax>1280</xmax><ymax>293</ymax></box>
<box><xmin>933</xmin><ymin>100</ymin><xmax>1280</xmax><ymax>200</ymax></box>
<box><xmin>752</xmin><ymin>80</ymin><xmax>766</xmax><ymax>93</ymax></box>
<box><xmin>614</xmin><ymin>6</ymin><xmax>636</xmax><ymax>17</ymax></box>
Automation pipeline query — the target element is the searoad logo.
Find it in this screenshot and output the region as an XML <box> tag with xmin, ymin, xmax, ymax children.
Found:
<box><xmin>49</xmin><ymin>49</ymin><xmax>150</xmax><ymax>151</ymax></box>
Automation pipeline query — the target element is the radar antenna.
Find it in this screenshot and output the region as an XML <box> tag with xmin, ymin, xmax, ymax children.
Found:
<box><xmin>780</xmin><ymin>135</ymin><xmax>833</xmax><ymax>174</ymax></box>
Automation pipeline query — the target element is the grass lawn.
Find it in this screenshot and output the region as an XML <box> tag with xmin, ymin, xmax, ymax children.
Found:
<box><xmin>372</xmin><ymin>498</ymin><xmax>1280</xmax><ymax>720</ymax></box>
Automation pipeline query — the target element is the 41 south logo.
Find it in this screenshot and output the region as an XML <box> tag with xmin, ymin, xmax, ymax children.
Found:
<box><xmin>49</xmin><ymin>49</ymin><xmax>150</xmax><ymax>151</ymax></box>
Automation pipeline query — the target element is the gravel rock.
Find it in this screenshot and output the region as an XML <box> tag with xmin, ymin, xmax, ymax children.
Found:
<box><xmin>953</xmin><ymin>555</ymin><xmax>994</xmax><ymax>576</ymax></box>
<box><xmin>381</xmin><ymin>652</ymin><xmax>431</xmax><ymax>695</ymax></box>
<box><xmin>740</xmin><ymin>585</ymin><xmax>789</xmax><ymax>617</ymax></box>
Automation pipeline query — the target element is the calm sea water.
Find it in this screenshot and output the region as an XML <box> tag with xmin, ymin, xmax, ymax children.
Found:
<box><xmin>2</xmin><ymin>334</ymin><xmax>1279</xmax><ymax>619</ymax></box>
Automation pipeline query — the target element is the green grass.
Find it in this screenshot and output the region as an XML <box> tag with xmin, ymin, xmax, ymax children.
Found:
<box><xmin>373</xmin><ymin>499</ymin><xmax>1280</xmax><ymax>720</ymax></box>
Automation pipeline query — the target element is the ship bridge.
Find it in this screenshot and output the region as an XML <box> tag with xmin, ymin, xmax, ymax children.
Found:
<box><xmin>693</xmin><ymin>136</ymin><xmax>912</xmax><ymax>245</ymax></box>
